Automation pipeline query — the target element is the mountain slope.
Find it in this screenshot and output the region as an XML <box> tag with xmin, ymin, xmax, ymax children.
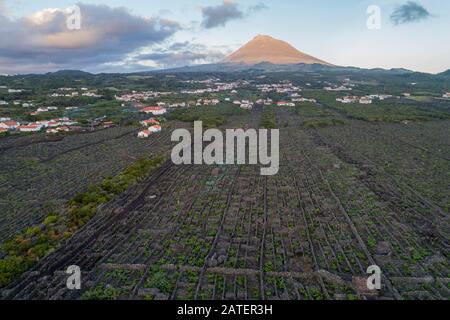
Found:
<box><xmin>225</xmin><ymin>35</ymin><xmax>332</xmax><ymax>66</ymax></box>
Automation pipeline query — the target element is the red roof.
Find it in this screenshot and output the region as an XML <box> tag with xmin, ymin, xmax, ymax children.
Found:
<box><xmin>142</xmin><ymin>106</ymin><xmax>164</xmax><ymax>112</ymax></box>
<box><xmin>0</xmin><ymin>128</ymin><xmax>8</xmax><ymax>133</ymax></box>
<box><xmin>18</xmin><ymin>124</ymin><xmax>40</xmax><ymax>129</ymax></box>
<box><xmin>142</xmin><ymin>119</ymin><xmax>159</xmax><ymax>123</ymax></box>
<box><xmin>1</xmin><ymin>120</ymin><xmax>18</xmax><ymax>126</ymax></box>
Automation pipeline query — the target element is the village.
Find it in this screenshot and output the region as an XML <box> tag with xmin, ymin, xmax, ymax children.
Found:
<box><xmin>1</xmin><ymin>76</ymin><xmax>449</xmax><ymax>139</ymax></box>
<box><xmin>0</xmin><ymin>117</ymin><xmax>79</xmax><ymax>134</ymax></box>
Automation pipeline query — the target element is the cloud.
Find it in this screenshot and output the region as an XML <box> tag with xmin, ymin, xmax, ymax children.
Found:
<box><xmin>132</xmin><ymin>42</ymin><xmax>225</xmax><ymax>69</ymax></box>
<box><xmin>201</xmin><ymin>1</ymin><xmax>267</xmax><ymax>29</ymax></box>
<box><xmin>390</xmin><ymin>1</ymin><xmax>431</xmax><ymax>25</ymax></box>
<box><xmin>201</xmin><ymin>0</ymin><xmax>243</xmax><ymax>29</ymax></box>
<box><xmin>0</xmin><ymin>3</ymin><xmax>180</xmax><ymax>73</ymax></box>
<box><xmin>248</xmin><ymin>2</ymin><xmax>268</xmax><ymax>14</ymax></box>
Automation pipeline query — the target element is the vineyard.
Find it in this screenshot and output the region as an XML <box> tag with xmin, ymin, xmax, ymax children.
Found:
<box><xmin>0</xmin><ymin>124</ymin><xmax>180</xmax><ymax>243</ymax></box>
<box><xmin>1</xmin><ymin>107</ymin><xmax>448</xmax><ymax>300</ymax></box>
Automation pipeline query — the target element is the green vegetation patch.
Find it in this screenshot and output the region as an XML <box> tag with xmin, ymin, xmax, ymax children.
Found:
<box><xmin>0</xmin><ymin>155</ymin><xmax>166</xmax><ymax>288</ymax></box>
<box><xmin>166</xmin><ymin>105</ymin><xmax>248</xmax><ymax>128</ymax></box>
<box><xmin>260</xmin><ymin>106</ymin><xmax>277</xmax><ymax>129</ymax></box>
<box><xmin>294</xmin><ymin>102</ymin><xmax>345</xmax><ymax>128</ymax></box>
<box><xmin>81</xmin><ymin>284</ymin><xmax>123</xmax><ymax>300</ymax></box>
<box><xmin>303</xmin><ymin>119</ymin><xmax>346</xmax><ymax>128</ymax></box>
<box><xmin>335</xmin><ymin>102</ymin><xmax>450</xmax><ymax>123</ymax></box>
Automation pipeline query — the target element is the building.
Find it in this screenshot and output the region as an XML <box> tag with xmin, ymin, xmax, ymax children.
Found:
<box><xmin>277</xmin><ymin>101</ymin><xmax>295</xmax><ymax>107</ymax></box>
<box><xmin>138</xmin><ymin>130</ymin><xmax>152</xmax><ymax>138</ymax></box>
<box><xmin>141</xmin><ymin>106</ymin><xmax>167</xmax><ymax>115</ymax></box>
<box><xmin>336</xmin><ymin>96</ymin><xmax>359</xmax><ymax>104</ymax></box>
<box><xmin>17</xmin><ymin>124</ymin><xmax>42</xmax><ymax>132</ymax></box>
<box><xmin>240</xmin><ymin>103</ymin><xmax>253</xmax><ymax>110</ymax></box>
<box><xmin>140</xmin><ymin>119</ymin><xmax>160</xmax><ymax>126</ymax></box>
<box><xmin>102</xmin><ymin>121</ymin><xmax>115</xmax><ymax>128</ymax></box>
<box><xmin>8</xmin><ymin>89</ymin><xmax>23</xmax><ymax>93</ymax></box>
<box><xmin>57</xmin><ymin>126</ymin><xmax>70</xmax><ymax>132</ymax></box>
<box><xmin>148</xmin><ymin>125</ymin><xmax>162</xmax><ymax>133</ymax></box>
<box><xmin>325</xmin><ymin>86</ymin><xmax>352</xmax><ymax>91</ymax></box>
<box><xmin>47</xmin><ymin>121</ymin><xmax>61</xmax><ymax>128</ymax></box>
<box><xmin>0</xmin><ymin>120</ymin><xmax>19</xmax><ymax>130</ymax></box>
<box><xmin>443</xmin><ymin>93</ymin><xmax>450</xmax><ymax>98</ymax></box>
<box><xmin>359</xmin><ymin>97</ymin><xmax>373</xmax><ymax>104</ymax></box>
<box><xmin>292</xmin><ymin>98</ymin><xmax>317</xmax><ymax>103</ymax></box>
<box><xmin>0</xmin><ymin>128</ymin><xmax>8</xmax><ymax>134</ymax></box>
<box><xmin>368</xmin><ymin>94</ymin><xmax>393</xmax><ymax>101</ymax></box>
<box><xmin>57</xmin><ymin>118</ymin><xmax>78</xmax><ymax>126</ymax></box>
<box><xmin>36</xmin><ymin>106</ymin><xmax>58</xmax><ymax>113</ymax></box>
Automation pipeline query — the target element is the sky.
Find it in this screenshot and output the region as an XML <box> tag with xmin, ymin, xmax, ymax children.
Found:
<box><xmin>0</xmin><ymin>0</ymin><xmax>449</xmax><ymax>74</ymax></box>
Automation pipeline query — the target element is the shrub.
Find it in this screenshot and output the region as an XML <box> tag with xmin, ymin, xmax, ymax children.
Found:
<box><xmin>0</xmin><ymin>256</ymin><xmax>33</xmax><ymax>287</ymax></box>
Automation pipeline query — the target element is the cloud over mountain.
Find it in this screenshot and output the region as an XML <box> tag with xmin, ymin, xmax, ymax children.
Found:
<box><xmin>0</xmin><ymin>3</ymin><xmax>180</xmax><ymax>73</ymax></box>
<box><xmin>132</xmin><ymin>42</ymin><xmax>225</xmax><ymax>69</ymax></box>
<box><xmin>390</xmin><ymin>1</ymin><xmax>431</xmax><ymax>25</ymax></box>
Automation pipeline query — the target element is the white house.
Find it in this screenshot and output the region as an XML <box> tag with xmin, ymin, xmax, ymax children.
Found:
<box><xmin>337</xmin><ymin>96</ymin><xmax>359</xmax><ymax>104</ymax></box>
<box><xmin>292</xmin><ymin>98</ymin><xmax>317</xmax><ymax>103</ymax></box>
<box><xmin>0</xmin><ymin>120</ymin><xmax>19</xmax><ymax>130</ymax></box>
<box><xmin>148</xmin><ymin>125</ymin><xmax>162</xmax><ymax>133</ymax></box>
<box><xmin>141</xmin><ymin>106</ymin><xmax>167</xmax><ymax>115</ymax></box>
<box><xmin>18</xmin><ymin>124</ymin><xmax>42</xmax><ymax>132</ymax></box>
<box><xmin>140</xmin><ymin>119</ymin><xmax>160</xmax><ymax>126</ymax></box>
<box><xmin>443</xmin><ymin>93</ymin><xmax>450</xmax><ymax>99</ymax></box>
<box><xmin>138</xmin><ymin>130</ymin><xmax>151</xmax><ymax>138</ymax></box>
<box><xmin>240</xmin><ymin>103</ymin><xmax>253</xmax><ymax>110</ymax></box>
<box><xmin>277</xmin><ymin>101</ymin><xmax>295</xmax><ymax>107</ymax></box>
<box><xmin>359</xmin><ymin>97</ymin><xmax>373</xmax><ymax>104</ymax></box>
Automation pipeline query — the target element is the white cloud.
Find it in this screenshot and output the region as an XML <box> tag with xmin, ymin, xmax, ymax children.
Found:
<box><xmin>0</xmin><ymin>3</ymin><xmax>180</xmax><ymax>73</ymax></box>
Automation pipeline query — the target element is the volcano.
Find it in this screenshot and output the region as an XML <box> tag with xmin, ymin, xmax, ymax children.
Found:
<box><xmin>225</xmin><ymin>35</ymin><xmax>332</xmax><ymax>66</ymax></box>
